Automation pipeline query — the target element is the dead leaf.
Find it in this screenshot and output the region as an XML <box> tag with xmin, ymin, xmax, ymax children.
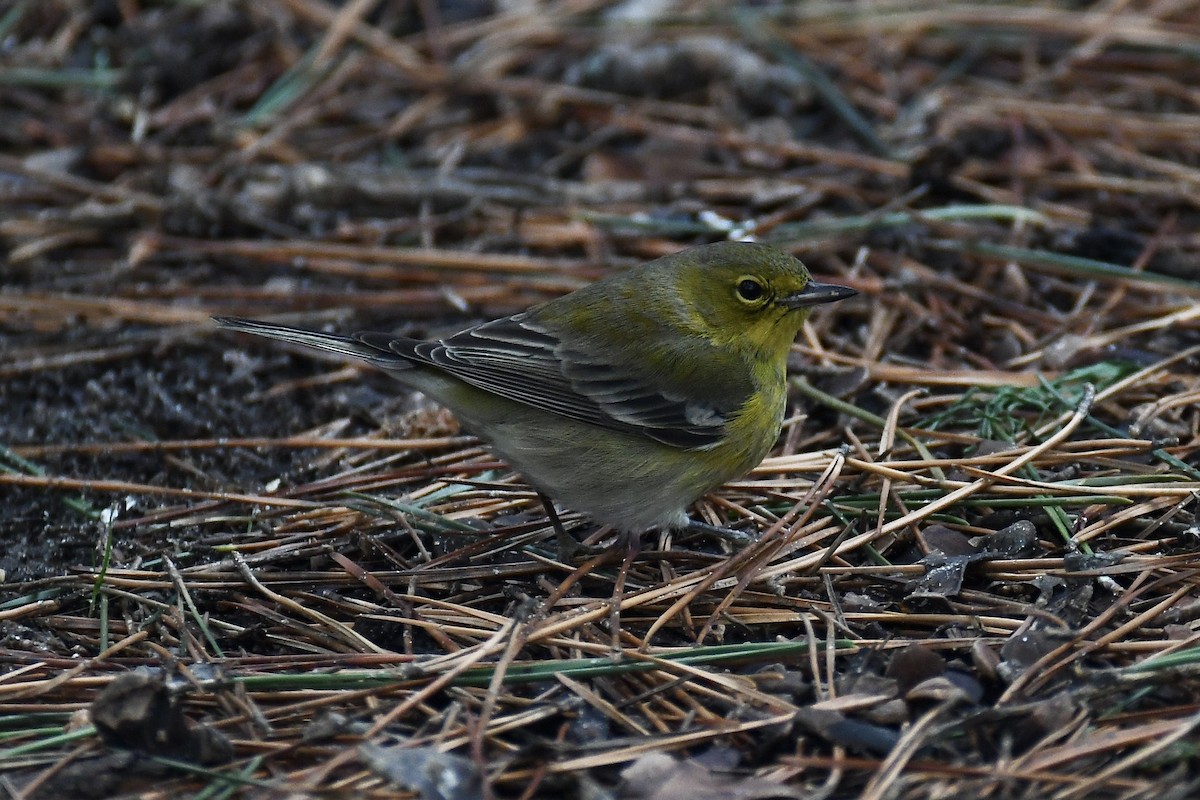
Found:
<box><xmin>360</xmin><ymin>743</ymin><xmax>483</xmax><ymax>800</ymax></box>
<box><xmin>90</xmin><ymin>670</ymin><xmax>232</xmax><ymax>764</ymax></box>
<box><xmin>619</xmin><ymin>752</ymin><xmax>805</xmax><ymax>800</ymax></box>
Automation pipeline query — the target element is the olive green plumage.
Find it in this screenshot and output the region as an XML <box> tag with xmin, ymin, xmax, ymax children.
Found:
<box><xmin>215</xmin><ymin>241</ymin><xmax>855</xmax><ymax>532</ymax></box>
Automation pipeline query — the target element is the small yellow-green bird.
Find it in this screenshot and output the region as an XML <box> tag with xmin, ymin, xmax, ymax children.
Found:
<box><xmin>215</xmin><ymin>241</ymin><xmax>854</xmax><ymax>536</ymax></box>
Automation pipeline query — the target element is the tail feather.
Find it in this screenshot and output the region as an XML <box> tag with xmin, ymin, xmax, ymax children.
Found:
<box><xmin>213</xmin><ymin>317</ymin><xmax>413</xmax><ymax>370</ymax></box>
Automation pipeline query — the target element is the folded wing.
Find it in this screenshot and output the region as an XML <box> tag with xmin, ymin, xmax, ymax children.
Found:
<box><xmin>371</xmin><ymin>314</ymin><xmax>737</xmax><ymax>449</ymax></box>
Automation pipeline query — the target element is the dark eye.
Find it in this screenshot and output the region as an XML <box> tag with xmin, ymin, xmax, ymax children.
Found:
<box><xmin>736</xmin><ymin>278</ymin><xmax>765</xmax><ymax>303</ymax></box>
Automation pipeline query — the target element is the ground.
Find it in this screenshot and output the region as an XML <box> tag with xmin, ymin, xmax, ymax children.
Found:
<box><xmin>2</xmin><ymin>2</ymin><xmax>1200</xmax><ymax>799</ymax></box>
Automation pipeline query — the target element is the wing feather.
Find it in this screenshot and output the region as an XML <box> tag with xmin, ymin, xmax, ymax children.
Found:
<box><xmin>386</xmin><ymin>314</ymin><xmax>734</xmax><ymax>448</ymax></box>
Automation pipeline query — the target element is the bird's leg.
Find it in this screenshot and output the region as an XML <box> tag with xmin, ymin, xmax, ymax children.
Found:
<box><xmin>684</xmin><ymin>518</ymin><xmax>757</xmax><ymax>548</ymax></box>
<box><xmin>539</xmin><ymin>492</ymin><xmax>595</xmax><ymax>562</ymax></box>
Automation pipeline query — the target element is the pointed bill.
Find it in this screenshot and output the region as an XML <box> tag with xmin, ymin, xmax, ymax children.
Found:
<box><xmin>781</xmin><ymin>280</ymin><xmax>857</xmax><ymax>309</ymax></box>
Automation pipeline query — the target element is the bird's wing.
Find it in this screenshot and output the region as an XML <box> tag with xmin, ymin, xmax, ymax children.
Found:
<box><xmin>373</xmin><ymin>314</ymin><xmax>737</xmax><ymax>449</ymax></box>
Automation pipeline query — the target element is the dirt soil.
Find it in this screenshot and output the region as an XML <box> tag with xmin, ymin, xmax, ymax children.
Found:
<box><xmin>3</xmin><ymin>2</ymin><xmax>1200</xmax><ymax>799</ymax></box>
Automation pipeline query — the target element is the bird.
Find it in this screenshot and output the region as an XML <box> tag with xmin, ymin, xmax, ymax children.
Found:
<box><xmin>215</xmin><ymin>241</ymin><xmax>855</xmax><ymax>544</ymax></box>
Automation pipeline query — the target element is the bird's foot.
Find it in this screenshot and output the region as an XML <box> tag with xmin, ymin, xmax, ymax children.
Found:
<box><xmin>683</xmin><ymin>518</ymin><xmax>757</xmax><ymax>548</ymax></box>
<box><xmin>539</xmin><ymin>493</ymin><xmax>610</xmax><ymax>561</ymax></box>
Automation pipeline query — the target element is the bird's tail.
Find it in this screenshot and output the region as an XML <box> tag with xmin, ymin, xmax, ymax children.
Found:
<box><xmin>213</xmin><ymin>317</ymin><xmax>412</xmax><ymax>370</ymax></box>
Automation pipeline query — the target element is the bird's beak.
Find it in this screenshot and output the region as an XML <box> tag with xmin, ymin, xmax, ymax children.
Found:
<box><xmin>781</xmin><ymin>280</ymin><xmax>857</xmax><ymax>309</ymax></box>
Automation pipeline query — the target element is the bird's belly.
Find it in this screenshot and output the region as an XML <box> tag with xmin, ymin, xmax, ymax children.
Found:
<box><xmin>402</xmin><ymin>372</ymin><xmax>774</xmax><ymax>532</ymax></box>
<box><xmin>481</xmin><ymin>412</ymin><xmax>725</xmax><ymax>531</ymax></box>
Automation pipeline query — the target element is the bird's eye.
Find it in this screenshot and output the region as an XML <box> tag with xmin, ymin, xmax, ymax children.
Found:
<box><xmin>736</xmin><ymin>277</ymin><xmax>766</xmax><ymax>304</ymax></box>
